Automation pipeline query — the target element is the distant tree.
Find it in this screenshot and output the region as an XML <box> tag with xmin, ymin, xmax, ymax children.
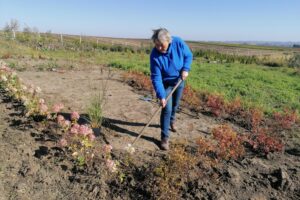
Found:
<box><xmin>23</xmin><ymin>25</ymin><xmax>32</xmax><ymax>34</ymax></box>
<box><xmin>46</xmin><ymin>30</ymin><xmax>52</xmax><ymax>35</ymax></box>
<box><xmin>3</xmin><ymin>24</ymin><xmax>10</xmax><ymax>32</ymax></box>
<box><xmin>288</xmin><ymin>54</ymin><xmax>300</xmax><ymax>68</ymax></box>
<box><xmin>45</xmin><ymin>30</ymin><xmax>52</xmax><ymax>39</ymax></box>
<box><xmin>21</xmin><ymin>24</ymin><xmax>32</xmax><ymax>42</ymax></box>
<box><xmin>45</xmin><ymin>30</ymin><xmax>52</xmax><ymax>44</ymax></box>
<box><xmin>293</xmin><ymin>44</ymin><xmax>300</xmax><ymax>48</ymax></box>
<box><xmin>4</xmin><ymin>19</ymin><xmax>19</xmax><ymax>39</ymax></box>
<box><xmin>32</xmin><ymin>27</ymin><xmax>40</xmax><ymax>38</ymax></box>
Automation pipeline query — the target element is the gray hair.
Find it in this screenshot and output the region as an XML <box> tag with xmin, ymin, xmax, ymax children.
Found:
<box><xmin>151</xmin><ymin>28</ymin><xmax>172</xmax><ymax>43</ymax></box>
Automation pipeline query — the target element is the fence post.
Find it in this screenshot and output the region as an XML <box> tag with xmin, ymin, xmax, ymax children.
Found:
<box><xmin>60</xmin><ymin>34</ymin><xmax>63</xmax><ymax>46</ymax></box>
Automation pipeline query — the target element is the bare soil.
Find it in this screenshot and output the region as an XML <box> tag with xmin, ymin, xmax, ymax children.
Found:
<box><xmin>0</xmin><ymin>66</ymin><xmax>300</xmax><ymax>200</ymax></box>
<box><xmin>17</xmin><ymin>67</ymin><xmax>221</xmax><ymax>152</ymax></box>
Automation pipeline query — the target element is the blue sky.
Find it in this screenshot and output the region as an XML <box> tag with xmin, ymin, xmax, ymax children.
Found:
<box><xmin>0</xmin><ymin>0</ymin><xmax>299</xmax><ymax>41</ymax></box>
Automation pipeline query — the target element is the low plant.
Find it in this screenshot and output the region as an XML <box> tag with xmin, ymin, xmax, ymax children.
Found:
<box><xmin>102</xmin><ymin>144</ymin><xmax>118</xmax><ymax>173</ymax></box>
<box><xmin>86</xmin><ymin>94</ymin><xmax>103</xmax><ymax>128</ymax></box>
<box><xmin>196</xmin><ymin>137</ymin><xmax>219</xmax><ymax>168</ymax></box>
<box><xmin>85</xmin><ymin>67</ymin><xmax>112</xmax><ymax>128</ymax></box>
<box><xmin>1</xmin><ymin>52</ymin><xmax>12</xmax><ymax>59</ymax></box>
<box><xmin>288</xmin><ymin>53</ymin><xmax>300</xmax><ymax>68</ymax></box>
<box><xmin>0</xmin><ymin>63</ymin><xmax>50</xmax><ymax>118</ymax></box>
<box><xmin>242</xmin><ymin>108</ymin><xmax>264</xmax><ymax>132</ymax></box>
<box><xmin>196</xmin><ymin>124</ymin><xmax>245</xmax><ymax>165</ymax></box>
<box><xmin>225</xmin><ymin>96</ymin><xmax>242</xmax><ymax>115</ymax></box>
<box><xmin>205</xmin><ymin>93</ymin><xmax>225</xmax><ymax>117</ymax></box>
<box><xmin>182</xmin><ymin>84</ymin><xmax>202</xmax><ymax>111</ymax></box>
<box><xmin>247</xmin><ymin>128</ymin><xmax>284</xmax><ymax>155</ymax></box>
<box><xmin>273</xmin><ymin>109</ymin><xmax>298</xmax><ymax>130</ymax></box>
<box><xmin>212</xmin><ymin>124</ymin><xmax>245</xmax><ymax>160</ymax></box>
<box><xmin>57</xmin><ymin>114</ymin><xmax>97</xmax><ymax>166</ymax></box>
<box><xmin>153</xmin><ymin>144</ymin><xmax>197</xmax><ymax>200</ymax></box>
<box><xmin>56</xmin><ymin>112</ymin><xmax>119</xmax><ymax>172</ymax></box>
<box><xmin>122</xmin><ymin>71</ymin><xmax>153</xmax><ymax>92</ymax></box>
<box><xmin>23</xmin><ymin>85</ymin><xmax>50</xmax><ymax>118</ymax></box>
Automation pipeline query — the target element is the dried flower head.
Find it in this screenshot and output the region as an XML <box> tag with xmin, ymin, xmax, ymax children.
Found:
<box><xmin>40</xmin><ymin>104</ymin><xmax>48</xmax><ymax>113</ymax></box>
<box><xmin>88</xmin><ymin>133</ymin><xmax>96</xmax><ymax>141</ymax></box>
<box><xmin>106</xmin><ymin>159</ymin><xmax>117</xmax><ymax>173</ymax></box>
<box><xmin>52</xmin><ymin>103</ymin><xmax>64</xmax><ymax>113</ymax></box>
<box><xmin>59</xmin><ymin>138</ymin><xmax>68</xmax><ymax>147</ymax></box>
<box><xmin>35</xmin><ymin>86</ymin><xmax>42</xmax><ymax>93</ymax></box>
<box><xmin>0</xmin><ymin>75</ymin><xmax>7</xmax><ymax>82</ymax></box>
<box><xmin>39</xmin><ymin>98</ymin><xmax>45</xmax><ymax>104</ymax></box>
<box><xmin>71</xmin><ymin>111</ymin><xmax>80</xmax><ymax>121</ymax></box>
<box><xmin>103</xmin><ymin>144</ymin><xmax>113</xmax><ymax>154</ymax></box>
<box><xmin>125</xmin><ymin>143</ymin><xmax>136</xmax><ymax>154</ymax></box>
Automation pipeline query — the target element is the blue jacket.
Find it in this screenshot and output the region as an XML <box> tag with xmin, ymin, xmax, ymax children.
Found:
<box><xmin>150</xmin><ymin>36</ymin><xmax>193</xmax><ymax>99</ymax></box>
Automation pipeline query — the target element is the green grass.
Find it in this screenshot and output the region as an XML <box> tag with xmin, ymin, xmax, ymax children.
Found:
<box><xmin>189</xmin><ymin>62</ymin><xmax>300</xmax><ymax>113</ymax></box>
<box><xmin>188</xmin><ymin>41</ymin><xmax>289</xmax><ymax>51</ymax></box>
<box><xmin>107</xmin><ymin>53</ymin><xmax>150</xmax><ymax>74</ymax></box>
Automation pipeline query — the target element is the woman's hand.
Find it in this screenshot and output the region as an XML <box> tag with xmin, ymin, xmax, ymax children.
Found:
<box><xmin>181</xmin><ymin>71</ymin><xmax>189</xmax><ymax>80</ymax></box>
<box><xmin>160</xmin><ymin>98</ymin><xmax>167</xmax><ymax>108</ymax></box>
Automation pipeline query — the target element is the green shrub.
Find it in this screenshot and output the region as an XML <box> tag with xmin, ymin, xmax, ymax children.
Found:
<box><xmin>193</xmin><ymin>49</ymin><xmax>258</xmax><ymax>65</ymax></box>
<box><xmin>86</xmin><ymin>94</ymin><xmax>103</xmax><ymax>128</ymax></box>
<box><xmin>288</xmin><ymin>54</ymin><xmax>300</xmax><ymax>68</ymax></box>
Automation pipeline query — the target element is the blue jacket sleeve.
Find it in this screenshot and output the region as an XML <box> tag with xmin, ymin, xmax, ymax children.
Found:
<box><xmin>150</xmin><ymin>57</ymin><xmax>166</xmax><ymax>99</ymax></box>
<box><xmin>180</xmin><ymin>39</ymin><xmax>193</xmax><ymax>72</ymax></box>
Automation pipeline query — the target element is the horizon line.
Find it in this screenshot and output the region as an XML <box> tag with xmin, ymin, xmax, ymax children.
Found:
<box><xmin>1</xmin><ymin>30</ymin><xmax>300</xmax><ymax>44</ymax></box>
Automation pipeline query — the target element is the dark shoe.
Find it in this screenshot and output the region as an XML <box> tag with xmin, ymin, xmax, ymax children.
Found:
<box><xmin>160</xmin><ymin>138</ymin><xmax>169</xmax><ymax>150</ymax></box>
<box><xmin>170</xmin><ymin>123</ymin><xmax>177</xmax><ymax>132</ymax></box>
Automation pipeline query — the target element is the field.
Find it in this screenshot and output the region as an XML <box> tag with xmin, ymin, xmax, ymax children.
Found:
<box><xmin>2</xmin><ymin>32</ymin><xmax>299</xmax><ymax>113</ymax></box>
<box><xmin>0</xmin><ymin>32</ymin><xmax>300</xmax><ymax>199</ymax></box>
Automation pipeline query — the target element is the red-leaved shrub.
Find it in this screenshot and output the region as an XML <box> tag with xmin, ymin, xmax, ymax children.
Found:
<box><xmin>273</xmin><ymin>109</ymin><xmax>298</xmax><ymax>130</ymax></box>
<box><xmin>247</xmin><ymin>128</ymin><xmax>284</xmax><ymax>155</ymax></box>
<box><xmin>206</xmin><ymin>94</ymin><xmax>225</xmax><ymax>117</ymax></box>
<box><xmin>182</xmin><ymin>85</ymin><xmax>201</xmax><ymax>111</ymax></box>
<box><xmin>212</xmin><ymin>124</ymin><xmax>245</xmax><ymax>160</ymax></box>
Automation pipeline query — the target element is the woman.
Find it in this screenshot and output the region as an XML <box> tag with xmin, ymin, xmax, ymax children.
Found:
<box><xmin>150</xmin><ymin>28</ymin><xmax>193</xmax><ymax>150</ymax></box>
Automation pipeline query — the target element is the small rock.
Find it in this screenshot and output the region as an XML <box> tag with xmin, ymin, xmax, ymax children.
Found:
<box><xmin>227</xmin><ymin>167</ymin><xmax>241</xmax><ymax>186</ymax></box>
<box><xmin>217</xmin><ymin>195</ymin><xmax>227</xmax><ymax>200</ymax></box>
<box><xmin>249</xmin><ymin>158</ymin><xmax>270</xmax><ymax>174</ymax></box>
<box><xmin>92</xmin><ymin>185</ymin><xmax>100</xmax><ymax>196</ymax></box>
<box><xmin>250</xmin><ymin>193</ymin><xmax>267</xmax><ymax>200</ymax></box>
<box><xmin>279</xmin><ymin>168</ymin><xmax>294</xmax><ymax>191</ymax></box>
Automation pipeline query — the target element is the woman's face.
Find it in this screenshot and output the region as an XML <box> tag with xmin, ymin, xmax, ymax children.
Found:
<box><xmin>154</xmin><ymin>40</ymin><xmax>169</xmax><ymax>53</ymax></box>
